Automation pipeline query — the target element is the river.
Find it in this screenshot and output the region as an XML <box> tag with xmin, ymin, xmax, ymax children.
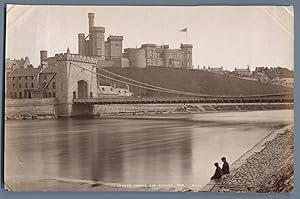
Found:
<box><xmin>4</xmin><ymin>110</ymin><xmax>293</xmax><ymax>191</ymax></box>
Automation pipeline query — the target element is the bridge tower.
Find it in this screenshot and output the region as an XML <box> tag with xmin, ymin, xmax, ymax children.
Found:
<box><xmin>47</xmin><ymin>51</ymin><xmax>98</xmax><ymax>116</ymax></box>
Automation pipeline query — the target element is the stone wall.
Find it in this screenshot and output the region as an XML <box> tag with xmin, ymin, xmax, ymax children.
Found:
<box><xmin>5</xmin><ymin>98</ymin><xmax>57</xmax><ymax>118</ymax></box>
<box><xmin>93</xmin><ymin>103</ymin><xmax>293</xmax><ymax>116</ymax></box>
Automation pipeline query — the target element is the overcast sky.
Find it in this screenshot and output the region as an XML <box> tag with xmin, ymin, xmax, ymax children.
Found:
<box><xmin>6</xmin><ymin>5</ymin><xmax>294</xmax><ymax>70</ymax></box>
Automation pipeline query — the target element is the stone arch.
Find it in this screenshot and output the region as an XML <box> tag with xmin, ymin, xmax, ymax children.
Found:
<box><xmin>77</xmin><ymin>80</ymin><xmax>88</xmax><ymax>98</ymax></box>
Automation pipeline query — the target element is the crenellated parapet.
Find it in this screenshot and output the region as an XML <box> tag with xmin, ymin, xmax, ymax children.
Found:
<box><xmin>54</xmin><ymin>53</ymin><xmax>97</xmax><ymax>64</ymax></box>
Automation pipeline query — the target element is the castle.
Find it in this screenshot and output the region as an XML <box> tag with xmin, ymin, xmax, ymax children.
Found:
<box><xmin>77</xmin><ymin>13</ymin><xmax>193</xmax><ymax>69</ymax></box>
<box><xmin>5</xmin><ymin>12</ymin><xmax>194</xmax><ymax>116</ymax></box>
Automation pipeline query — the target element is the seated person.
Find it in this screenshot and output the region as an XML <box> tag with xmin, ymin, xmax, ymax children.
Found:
<box><xmin>210</xmin><ymin>162</ymin><xmax>223</xmax><ymax>180</ymax></box>
<box><xmin>221</xmin><ymin>157</ymin><xmax>230</xmax><ymax>174</ymax></box>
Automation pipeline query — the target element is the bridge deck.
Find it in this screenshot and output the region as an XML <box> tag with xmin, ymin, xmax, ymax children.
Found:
<box><xmin>73</xmin><ymin>95</ymin><xmax>293</xmax><ymax>105</ymax></box>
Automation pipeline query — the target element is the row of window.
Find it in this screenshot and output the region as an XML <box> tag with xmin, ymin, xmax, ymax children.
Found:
<box><xmin>10</xmin><ymin>91</ymin><xmax>56</xmax><ymax>99</ymax></box>
<box><xmin>11</xmin><ymin>82</ymin><xmax>56</xmax><ymax>89</ymax></box>
<box><xmin>10</xmin><ymin>76</ymin><xmax>34</xmax><ymax>81</ymax></box>
<box><xmin>46</xmin><ymin>92</ymin><xmax>56</xmax><ymax>98</ymax></box>
<box><xmin>10</xmin><ymin>91</ymin><xmax>32</xmax><ymax>99</ymax></box>
<box><xmin>10</xmin><ymin>75</ymin><xmax>51</xmax><ymax>81</ymax></box>
<box><xmin>42</xmin><ymin>82</ymin><xmax>56</xmax><ymax>89</ymax></box>
<box><xmin>12</xmin><ymin>83</ymin><xmax>34</xmax><ymax>89</ymax></box>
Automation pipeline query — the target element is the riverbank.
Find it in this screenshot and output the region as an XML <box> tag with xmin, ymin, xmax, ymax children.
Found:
<box><xmin>201</xmin><ymin>125</ymin><xmax>294</xmax><ymax>192</ymax></box>
<box><xmin>5</xmin><ymin>103</ymin><xmax>293</xmax><ymax>120</ymax></box>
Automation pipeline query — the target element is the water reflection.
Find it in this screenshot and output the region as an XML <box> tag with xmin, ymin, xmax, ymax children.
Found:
<box><xmin>5</xmin><ymin>110</ymin><xmax>293</xmax><ymax>191</ymax></box>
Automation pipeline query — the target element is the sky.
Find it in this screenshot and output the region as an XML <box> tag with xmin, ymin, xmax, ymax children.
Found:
<box><xmin>6</xmin><ymin>5</ymin><xmax>294</xmax><ymax>71</ymax></box>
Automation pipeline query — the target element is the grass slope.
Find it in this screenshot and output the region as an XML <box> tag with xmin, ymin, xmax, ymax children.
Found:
<box><xmin>100</xmin><ymin>66</ymin><xmax>292</xmax><ymax>96</ymax></box>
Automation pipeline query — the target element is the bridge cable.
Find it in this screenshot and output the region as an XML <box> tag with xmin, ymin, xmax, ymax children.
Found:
<box><xmin>96</xmin><ymin>65</ymin><xmax>292</xmax><ymax>98</ymax></box>
<box><xmin>70</xmin><ymin>62</ymin><xmax>200</xmax><ymax>96</ymax></box>
<box><xmin>70</xmin><ymin>62</ymin><xmax>292</xmax><ymax>98</ymax></box>
<box><xmin>95</xmin><ymin>66</ymin><xmax>211</xmax><ymax>96</ymax></box>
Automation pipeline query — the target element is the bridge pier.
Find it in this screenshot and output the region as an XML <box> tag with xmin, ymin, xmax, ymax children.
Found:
<box><xmin>71</xmin><ymin>103</ymin><xmax>94</xmax><ymax>117</ymax></box>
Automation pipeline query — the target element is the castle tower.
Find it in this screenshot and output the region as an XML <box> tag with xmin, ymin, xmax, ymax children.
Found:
<box><xmin>78</xmin><ymin>33</ymin><xmax>86</xmax><ymax>55</ymax></box>
<box><xmin>88</xmin><ymin>13</ymin><xmax>105</xmax><ymax>60</ymax></box>
<box><xmin>88</xmin><ymin>13</ymin><xmax>95</xmax><ymax>28</ymax></box>
<box><xmin>180</xmin><ymin>44</ymin><xmax>193</xmax><ymax>69</ymax></box>
<box><xmin>162</xmin><ymin>45</ymin><xmax>170</xmax><ymax>67</ymax></box>
<box><xmin>106</xmin><ymin>35</ymin><xmax>123</xmax><ymax>59</ymax></box>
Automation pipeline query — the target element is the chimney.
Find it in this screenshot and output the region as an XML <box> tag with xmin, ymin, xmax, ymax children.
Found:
<box><xmin>40</xmin><ymin>50</ymin><xmax>48</xmax><ymax>66</ymax></box>
<box><xmin>88</xmin><ymin>13</ymin><xmax>95</xmax><ymax>28</ymax></box>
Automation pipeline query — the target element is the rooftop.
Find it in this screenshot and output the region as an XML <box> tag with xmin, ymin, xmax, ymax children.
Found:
<box><xmin>8</xmin><ymin>67</ymin><xmax>42</xmax><ymax>77</ymax></box>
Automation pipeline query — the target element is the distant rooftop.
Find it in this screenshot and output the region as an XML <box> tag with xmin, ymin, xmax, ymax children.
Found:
<box><xmin>8</xmin><ymin>67</ymin><xmax>42</xmax><ymax>77</ymax></box>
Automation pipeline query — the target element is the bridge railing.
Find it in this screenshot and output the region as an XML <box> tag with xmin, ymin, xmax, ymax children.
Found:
<box><xmin>73</xmin><ymin>94</ymin><xmax>293</xmax><ymax>104</ymax></box>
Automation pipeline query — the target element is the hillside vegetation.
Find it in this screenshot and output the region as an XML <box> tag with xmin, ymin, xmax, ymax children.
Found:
<box><xmin>100</xmin><ymin>66</ymin><xmax>292</xmax><ymax>96</ymax></box>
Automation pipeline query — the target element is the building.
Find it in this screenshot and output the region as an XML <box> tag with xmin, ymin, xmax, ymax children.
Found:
<box><xmin>253</xmin><ymin>71</ymin><xmax>269</xmax><ymax>83</ymax></box>
<box><xmin>271</xmin><ymin>77</ymin><xmax>294</xmax><ymax>88</ymax></box>
<box><xmin>77</xmin><ymin>13</ymin><xmax>193</xmax><ymax>69</ymax></box>
<box><xmin>6</xmin><ymin>65</ymin><xmax>42</xmax><ymax>99</ymax></box>
<box><xmin>5</xmin><ymin>57</ymin><xmax>31</xmax><ymax>97</ymax></box>
<box><xmin>123</xmin><ymin>43</ymin><xmax>192</xmax><ymax>69</ymax></box>
<box><xmin>78</xmin><ymin>13</ymin><xmax>125</xmax><ymax>68</ymax></box>
<box><xmin>234</xmin><ymin>66</ymin><xmax>252</xmax><ymax>77</ymax></box>
<box><xmin>207</xmin><ymin>66</ymin><xmax>224</xmax><ymax>75</ymax></box>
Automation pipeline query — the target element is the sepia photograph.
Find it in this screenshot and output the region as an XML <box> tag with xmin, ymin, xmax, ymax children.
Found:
<box><xmin>4</xmin><ymin>5</ymin><xmax>294</xmax><ymax>192</ymax></box>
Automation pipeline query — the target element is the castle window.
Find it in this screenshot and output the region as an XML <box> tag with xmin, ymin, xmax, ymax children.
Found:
<box><xmin>14</xmin><ymin>92</ymin><xmax>17</xmax><ymax>98</ymax></box>
<box><xmin>19</xmin><ymin>77</ymin><xmax>21</xmax><ymax>80</ymax></box>
<box><xmin>25</xmin><ymin>83</ymin><xmax>28</xmax><ymax>88</ymax></box>
<box><xmin>31</xmin><ymin>83</ymin><xmax>34</xmax><ymax>88</ymax></box>
<box><xmin>13</xmin><ymin>83</ymin><xmax>15</xmax><ymax>88</ymax></box>
<box><xmin>102</xmin><ymin>87</ymin><xmax>105</xmax><ymax>91</ymax></box>
<box><xmin>53</xmin><ymin>92</ymin><xmax>56</xmax><ymax>98</ymax></box>
<box><xmin>53</xmin><ymin>82</ymin><xmax>56</xmax><ymax>89</ymax></box>
<box><xmin>19</xmin><ymin>83</ymin><xmax>21</xmax><ymax>88</ymax></box>
<box><xmin>19</xmin><ymin>92</ymin><xmax>22</xmax><ymax>99</ymax></box>
<box><xmin>25</xmin><ymin>76</ymin><xmax>27</xmax><ymax>80</ymax></box>
<box><xmin>12</xmin><ymin>77</ymin><xmax>15</xmax><ymax>80</ymax></box>
<box><xmin>90</xmin><ymin>92</ymin><xmax>93</xmax><ymax>98</ymax></box>
<box><xmin>31</xmin><ymin>76</ymin><xmax>33</xmax><ymax>80</ymax></box>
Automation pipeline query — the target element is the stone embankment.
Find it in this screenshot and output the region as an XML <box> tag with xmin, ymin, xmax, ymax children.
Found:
<box><xmin>95</xmin><ymin>103</ymin><xmax>293</xmax><ymax>117</ymax></box>
<box><xmin>202</xmin><ymin>126</ymin><xmax>294</xmax><ymax>193</ymax></box>
<box><xmin>5</xmin><ymin>98</ymin><xmax>57</xmax><ymax>120</ymax></box>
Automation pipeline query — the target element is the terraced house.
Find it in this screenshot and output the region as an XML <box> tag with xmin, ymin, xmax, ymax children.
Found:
<box><xmin>7</xmin><ymin>66</ymin><xmax>42</xmax><ymax>99</ymax></box>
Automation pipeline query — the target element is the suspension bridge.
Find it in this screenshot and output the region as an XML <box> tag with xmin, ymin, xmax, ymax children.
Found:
<box><xmin>69</xmin><ymin>62</ymin><xmax>293</xmax><ymax>105</ymax></box>
<box><xmin>40</xmin><ymin>54</ymin><xmax>292</xmax><ymax>117</ymax></box>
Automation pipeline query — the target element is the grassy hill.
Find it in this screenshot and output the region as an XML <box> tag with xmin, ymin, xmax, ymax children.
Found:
<box><xmin>99</xmin><ymin>66</ymin><xmax>292</xmax><ymax>97</ymax></box>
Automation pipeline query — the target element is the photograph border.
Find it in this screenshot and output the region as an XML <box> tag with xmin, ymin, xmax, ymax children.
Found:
<box><xmin>0</xmin><ymin>0</ymin><xmax>297</xmax><ymax>198</ymax></box>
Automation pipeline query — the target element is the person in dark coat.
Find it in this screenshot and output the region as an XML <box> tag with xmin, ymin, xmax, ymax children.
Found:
<box><xmin>221</xmin><ymin>157</ymin><xmax>230</xmax><ymax>174</ymax></box>
<box><xmin>210</xmin><ymin>162</ymin><xmax>223</xmax><ymax>180</ymax></box>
